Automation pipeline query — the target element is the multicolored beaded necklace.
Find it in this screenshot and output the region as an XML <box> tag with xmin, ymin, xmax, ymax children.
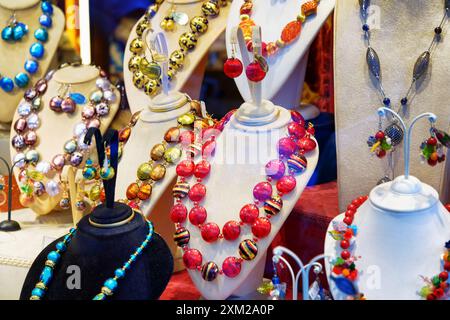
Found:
<box><xmin>12</xmin><ymin>64</ymin><xmax>116</xmax><ymax>209</ymax></box>
<box><xmin>30</xmin><ymin>219</ymin><xmax>154</xmax><ymax>300</ymax></box>
<box><xmin>171</xmin><ymin>110</ymin><xmax>317</xmax><ymax>281</ymax></box>
<box><xmin>0</xmin><ymin>0</ymin><xmax>53</xmax><ymax>92</ymax></box>
<box><xmin>238</xmin><ymin>0</ymin><xmax>320</xmax><ymax>58</ymax></box>
<box><xmin>128</xmin><ymin>0</ymin><xmax>231</xmax><ymax>97</ymax></box>
<box><xmin>329</xmin><ymin>197</ymin><xmax>450</xmax><ymax>300</ymax></box>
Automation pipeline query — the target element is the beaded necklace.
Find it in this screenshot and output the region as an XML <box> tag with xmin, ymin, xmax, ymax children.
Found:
<box><xmin>171</xmin><ymin>110</ymin><xmax>317</xmax><ymax>281</ymax></box>
<box><xmin>29</xmin><ymin>219</ymin><xmax>154</xmax><ymax>300</ymax></box>
<box><xmin>128</xmin><ymin>0</ymin><xmax>231</xmax><ymax>97</ymax></box>
<box><xmin>360</xmin><ymin>0</ymin><xmax>448</xmax><ymax>181</ymax></box>
<box><xmin>0</xmin><ymin>0</ymin><xmax>53</xmax><ymax>92</ymax></box>
<box><xmin>12</xmin><ymin>65</ymin><xmax>116</xmax><ymax>209</ymax></box>
<box><xmin>239</xmin><ymin>0</ymin><xmax>321</xmax><ymax>57</ymax></box>
<box><xmin>329</xmin><ymin>197</ymin><xmax>450</xmax><ymax>300</ymax></box>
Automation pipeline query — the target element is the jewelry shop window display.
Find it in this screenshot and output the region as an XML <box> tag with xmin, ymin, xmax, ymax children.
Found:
<box><xmin>124</xmin><ymin>0</ymin><xmax>233</xmax><ymax>114</ymax></box>
<box><xmin>0</xmin><ymin>0</ymin><xmax>64</xmax><ymax>125</ymax></box>
<box><xmin>9</xmin><ymin>63</ymin><xmax>120</xmax><ymax>216</ymax></box>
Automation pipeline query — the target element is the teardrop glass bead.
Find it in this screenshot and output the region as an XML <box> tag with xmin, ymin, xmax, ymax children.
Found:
<box><xmin>413</xmin><ymin>51</ymin><xmax>430</xmax><ymax>81</ymax></box>
<box><xmin>366</xmin><ymin>47</ymin><xmax>381</xmax><ymax>79</ymax></box>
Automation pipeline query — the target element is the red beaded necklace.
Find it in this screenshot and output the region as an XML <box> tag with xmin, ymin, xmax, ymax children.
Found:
<box><xmin>239</xmin><ymin>0</ymin><xmax>321</xmax><ymax>57</ymax></box>
<box><xmin>170</xmin><ymin>110</ymin><xmax>317</xmax><ymax>281</ymax></box>
<box><xmin>329</xmin><ymin>197</ymin><xmax>450</xmax><ymax>300</ymax></box>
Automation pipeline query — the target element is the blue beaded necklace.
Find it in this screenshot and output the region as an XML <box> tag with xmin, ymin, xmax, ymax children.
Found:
<box><xmin>0</xmin><ymin>0</ymin><xmax>53</xmax><ymax>92</ymax></box>
<box><xmin>29</xmin><ymin>219</ymin><xmax>155</xmax><ymax>300</ymax></box>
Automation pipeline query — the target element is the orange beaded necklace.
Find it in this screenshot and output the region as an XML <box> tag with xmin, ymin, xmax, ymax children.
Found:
<box><xmin>238</xmin><ymin>0</ymin><xmax>321</xmax><ymax>57</ymax></box>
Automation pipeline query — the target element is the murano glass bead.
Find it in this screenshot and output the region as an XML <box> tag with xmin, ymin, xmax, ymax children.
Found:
<box><xmin>239</xmin><ymin>239</ymin><xmax>258</xmax><ymax>261</ymax></box>
<box><xmin>246</xmin><ymin>61</ymin><xmax>266</xmax><ymax>82</ymax></box>
<box><xmin>281</xmin><ymin>21</ymin><xmax>302</xmax><ymax>44</ymax></box>
<box><xmin>174</xmin><ymin>227</ymin><xmax>190</xmax><ymax>247</ymax></box>
<box><xmin>201</xmin><ymin>222</ymin><xmax>220</xmax><ymax>243</ymax></box>
<box><xmin>150</xmin><ymin>143</ymin><xmax>166</xmax><ymax>161</ymax></box>
<box><xmin>190</xmin><ymin>16</ymin><xmax>209</xmax><ymax>34</ymax></box>
<box><xmin>144</xmin><ymin>79</ymin><xmax>159</xmax><ymax>96</ymax></box>
<box><xmin>222</xmin><ymin>221</ymin><xmax>241</xmax><ymax>241</ymax></box>
<box><xmin>183</xmin><ymin>249</ymin><xmax>203</xmax><ymax>269</ymax></box>
<box><xmin>201</xmin><ymin>1</ymin><xmax>220</xmax><ymax>16</ymax></box>
<box><xmin>137</xmin><ymin>162</ymin><xmax>153</xmax><ymax>181</ymax></box>
<box><xmin>129</xmin><ymin>38</ymin><xmax>144</xmax><ymax>54</ymax></box>
<box><xmin>189</xmin><ymin>206</ymin><xmax>207</xmax><ymax>226</ymax></box>
<box><xmin>150</xmin><ymin>164</ymin><xmax>166</xmax><ymax>181</ymax></box>
<box><xmin>222</xmin><ymin>257</ymin><xmax>242</xmax><ymax>278</ymax></box>
<box><xmin>224</xmin><ymin>58</ymin><xmax>243</xmax><ymax>78</ymax></box>
<box><xmin>252</xmin><ymin>217</ymin><xmax>271</xmax><ymax>238</ymax></box>
<box><xmin>240</xmin><ymin>203</ymin><xmax>259</xmax><ymax>224</ymax></box>
<box><xmin>301</xmin><ymin>0</ymin><xmax>319</xmax><ymax>16</ymax></box>
<box><xmin>253</xmin><ymin>182</ymin><xmax>273</xmax><ymax>201</ymax></box>
<box><xmin>201</xmin><ymin>262</ymin><xmax>219</xmax><ymax>281</ymax></box>
<box><xmin>137</xmin><ymin>183</ymin><xmax>152</xmax><ymax>200</ymax></box>
<box><xmin>179</xmin><ymin>32</ymin><xmax>198</xmax><ymax>51</ymax></box>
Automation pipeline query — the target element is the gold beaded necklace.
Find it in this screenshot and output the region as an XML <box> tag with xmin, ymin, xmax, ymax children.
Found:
<box><xmin>128</xmin><ymin>0</ymin><xmax>232</xmax><ymax>97</ymax></box>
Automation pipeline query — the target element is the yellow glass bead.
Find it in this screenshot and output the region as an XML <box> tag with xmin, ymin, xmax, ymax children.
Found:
<box><xmin>161</xmin><ymin>17</ymin><xmax>175</xmax><ymax>31</ymax></box>
<box><xmin>136</xmin><ymin>19</ymin><xmax>150</xmax><ymax>37</ymax></box>
<box><xmin>169</xmin><ymin>50</ymin><xmax>185</xmax><ymax>70</ymax></box>
<box><xmin>190</xmin><ymin>16</ymin><xmax>209</xmax><ymax>34</ymax></box>
<box><xmin>89</xmin><ymin>184</ymin><xmax>101</xmax><ymax>201</ymax></box>
<box><xmin>276</xmin><ymin>39</ymin><xmax>286</xmax><ymax>48</ymax></box>
<box><xmin>144</xmin><ymin>79</ymin><xmax>160</xmax><ymax>96</ymax></box>
<box><xmin>128</xmin><ymin>55</ymin><xmax>141</xmax><ymax>72</ymax></box>
<box><xmin>137</xmin><ymin>183</ymin><xmax>152</xmax><ymax>200</ymax></box>
<box><xmin>179</xmin><ymin>32</ymin><xmax>198</xmax><ymax>51</ymax></box>
<box><xmin>167</xmin><ymin>68</ymin><xmax>177</xmax><ymax>81</ymax></box>
<box><xmin>177</xmin><ymin>113</ymin><xmax>195</xmax><ymax>126</ymax></box>
<box><xmin>297</xmin><ymin>13</ymin><xmax>306</xmax><ymax>23</ymax></box>
<box><xmin>164</xmin><ymin>147</ymin><xmax>182</xmax><ymax>164</ymax></box>
<box><xmin>132</xmin><ymin>71</ymin><xmax>149</xmax><ymax>89</ymax></box>
<box><xmin>139</xmin><ymin>57</ymin><xmax>161</xmax><ymax>80</ymax></box>
<box><xmin>150</xmin><ymin>164</ymin><xmax>166</xmax><ymax>181</ymax></box>
<box><xmin>240</xmin><ymin>14</ymin><xmax>250</xmax><ymax>21</ymax></box>
<box><xmin>150</xmin><ymin>143</ymin><xmax>166</xmax><ymax>161</ymax></box>
<box><xmin>129</xmin><ymin>38</ymin><xmax>144</xmax><ymax>54</ymax></box>
<box><xmin>202</xmin><ymin>1</ymin><xmax>220</xmax><ymax>16</ymax></box>
<box><xmin>164</xmin><ymin>127</ymin><xmax>180</xmax><ymax>143</ymax></box>
<box><xmin>137</xmin><ymin>162</ymin><xmax>153</xmax><ymax>181</ymax></box>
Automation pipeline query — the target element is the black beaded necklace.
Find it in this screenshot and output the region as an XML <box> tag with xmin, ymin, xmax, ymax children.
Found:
<box><xmin>360</xmin><ymin>0</ymin><xmax>448</xmax><ymax>182</ymax></box>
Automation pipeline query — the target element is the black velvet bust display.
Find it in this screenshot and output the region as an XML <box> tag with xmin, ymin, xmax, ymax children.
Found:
<box><xmin>20</xmin><ymin>128</ymin><xmax>174</xmax><ymax>300</ymax></box>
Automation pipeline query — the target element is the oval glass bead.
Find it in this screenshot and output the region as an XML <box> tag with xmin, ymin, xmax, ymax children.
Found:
<box><xmin>150</xmin><ymin>143</ymin><xmax>166</xmax><ymax>161</ymax></box>
<box><xmin>281</xmin><ymin>21</ymin><xmax>302</xmax><ymax>44</ymax></box>
<box><xmin>137</xmin><ymin>162</ymin><xmax>153</xmax><ymax>181</ymax></box>
<box><xmin>126</xmin><ymin>183</ymin><xmax>139</xmax><ymax>200</ymax></box>
<box><xmin>150</xmin><ymin>164</ymin><xmax>166</xmax><ymax>181</ymax></box>
<box><xmin>413</xmin><ymin>51</ymin><xmax>431</xmax><ymax>81</ymax></box>
<box><xmin>164</xmin><ymin>127</ymin><xmax>180</xmax><ymax>143</ymax></box>
<box><xmin>366</xmin><ymin>47</ymin><xmax>381</xmax><ymax>79</ymax></box>
<box><xmin>177</xmin><ymin>113</ymin><xmax>195</xmax><ymax>126</ymax></box>
<box><xmin>164</xmin><ymin>147</ymin><xmax>182</xmax><ymax>163</ymax></box>
<box><xmin>137</xmin><ymin>183</ymin><xmax>152</xmax><ymax>200</ymax></box>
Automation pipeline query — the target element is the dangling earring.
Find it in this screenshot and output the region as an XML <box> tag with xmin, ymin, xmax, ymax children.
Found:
<box><xmin>99</xmin><ymin>144</ymin><xmax>115</xmax><ymax>180</ymax></box>
<box><xmin>245</xmin><ymin>52</ymin><xmax>268</xmax><ymax>83</ymax></box>
<box><xmin>75</xmin><ymin>185</ymin><xmax>87</xmax><ymax>213</ymax></box>
<box><xmin>59</xmin><ymin>181</ymin><xmax>71</xmax><ymax>210</ymax></box>
<box><xmin>224</xmin><ymin>40</ymin><xmax>243</xmax><ymax>79</ymax></box>
<box><xmin>420</xmin><ymin>123</ymin><xmax>446</xmax><ymax>167</ymax></box>
<box><xmin>269</xmin><ymin>259</ymin><xmax>286</xmax><ymax>300</ymax></box>
<box><xmin>160</xmin><ymin>3</ymin><xmax>189</xmax><ymax>32</ymax></box>
<box><xmin>49</xmin><ymin>84</ymin><xmax>80</xmax><ymax>114</ymax></box>
<box><xmin>1</xmin><ymin>11</ymin><xmax>28</xmax><ymax>42</ymax></box>
<box><xmin>82</xmin><ymin>158</ymin><xmax>98</xmax><ymax>180</ymax></box>
<box><xmin>367</xmin><ymin>114</ymin><xmax>393</xmax><ymax>159</ymax></box>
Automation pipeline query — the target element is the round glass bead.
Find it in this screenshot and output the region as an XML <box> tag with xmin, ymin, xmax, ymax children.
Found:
<box><xmin>47</xmin><ymin>251</ymin><xmax>60</xmax><ymax>263</ymax></box>
<box><xmin>277</xmin><ymin>137</ymin><xmax>297</xmax><ymax>157</ymax></box>
<box><xmin>265</xmin><ymin>159</ymin><xmax>286</xmax><ymax>180</ymax></box>
<box><xmin>240</xmin><ymin>204</ymin><xmax>259</xmax><ymax>224</ymax></box>
<box><xmin>189</xmin><ymin>206</ymin><xmax>207</xmax><ymax>226</ymax></box>
<box><xmin>245</xmin><ymin>61</ymin><xmax>266</xmax><ymax>82</ymax></box>
<box><xmin>170</xmin><ymin>204</ymin><xmax>188</xmax><ymax>223</ymax></box>
<box><xmin>222</xmin><ymin>221</ymin><xmax>241</xmax><ymax>241</ymax></box>
<box><xmin>224</xmin><ymin>58</ymin><xmax>243</xmax><ymax>78</ymax></box>
<box><xmin>14</xmin><ymin>72</ymin><xmax>29</xmax><ymax>88</ymax></box>
<box><xmin>276</xmin><ymin>175</ymin><xmax>297</xmax><ymax>194</ymax></box>
<box><xmin>24</xmin><ymin>60</ymin><xmax>39</xmax><ymax>74</ymax></box>
<box><xmin>174</xmin><ymin>227</ymin><xmax>190</xmax><ymax>247</ymax></box>
<box><xmin>39</xmin><ymin>14</ymin><xmax>52</xmax><ymax>28</ymax></box>
<box><xmin>253</xmin><ymin>182</ymin><xmax>273</xmax><ymax>201</ymax></box>
<box><xmin>251</xmin><ymin>217</ymin><xmax>272</xmax><ymax>238</ymax></box>
<box><xmin>104</xmin><ymin>278</ymin><xmax>118</xmax><ymax>292</ymax></box>
<box><xmin>239</xmin><ymin>239</ymin><xmax>258</xmax><ymax>261</ymax></box>
<box><xmin>0</xmin><ymin>77</ymin><xmax>14</xmax><ymax>92</ymax></box>
<box><xmin>114</xmin><ymin>269</ymin><xmax>125</xmax><ymax>279</ymax></box>
<box><xmin>222</xmin><ymin>257</ymin><xmax>242</xmax><ymax>278</ymax></box>
<box><xmin>30</xmin><ymin>42</ymin><xmax>45</xmax><ymax>59</ymax></box>
<box><xmin>188</xmin><ymin>183</ymin><xmax>206</xmax><ymax>202</ymax></box>
<box><xmin>41</xmin><ymin>1</ymin><xmax>54</xmax><ymax>14</ymax></box>
<box><xmin>201</xmin><ymin>262</ymin><xmax>219</xmax><ymax>281</ymax></box>
<box><xmin>1</xmin><ymin>26</ymin><xmax>13</xmax><ymax>41</ymax></box>
<box><xmin>183</xmin><ymin>249</ymin><xmax>203</xmax><ymax>269</ymax></box>
<box><xmin>201</xmin><ymin>222</ymin><xmax>220</xmax><ymax>243</ymax></box>
<box><xmin>34</xmin><ymin>28</ymin><xmax>48</xmax><ymax>42</ymax></box>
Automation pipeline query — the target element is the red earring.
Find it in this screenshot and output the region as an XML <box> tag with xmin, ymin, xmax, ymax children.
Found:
<box><xmin>245</xmin><ymin>53</ymin><xmax>268</xmax><ymax>83</ymax></box>
<box><xmin>224</xmin><ymin>41</ymin><xmax>243</xmax><ymax>79</ymax></box>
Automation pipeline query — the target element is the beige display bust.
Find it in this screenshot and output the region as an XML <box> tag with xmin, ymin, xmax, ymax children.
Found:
<box><xmin>9</xmin><ymin>65</ymin><xmax>120</xmax><ymax>216</ymax></box>
<box><xmin>124</xmin><ymin>0</ymin><xmax>231</xmax><ymax>114</ymax></box>
<box><xmin>0</xmin><ymin>0</ymin><xmax>64</xmax><ymax>126</ymax></box>
<box><xmin>334</xmin><ymin>0</ymin><xmax>450</xmax><ymax>211</ymax></box>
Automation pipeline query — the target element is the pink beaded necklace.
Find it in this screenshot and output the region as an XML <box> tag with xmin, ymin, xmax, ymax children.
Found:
<box><xmin>170</xmin><ymin>110</ymin><xmax>317</xmax><ymax>281</ymax></box>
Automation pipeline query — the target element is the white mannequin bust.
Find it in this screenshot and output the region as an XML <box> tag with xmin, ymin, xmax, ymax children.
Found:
<box><xmin>334</xmin><ymin>0</ymin><xmax>450</xmax><ymax>210</ymax></box>
<box><xmin>226</xmin><ymin>0</ymin><xmax>335</xmax><ymax>118</ymax></box>
<box><xmin>124</xmin><ymin>0</ymin><xmax>232</xmax><ymax>114</ymax></box>
<box><xmin>9</xmin><ymin>65</ymin><xmax>120</xmax><ymax>216</ymax></box>
<box><xmin>0</xmin><ymin>0</ymin><xmax>64</xmax><ymax>126</ymax></box>
<box><xmin>182</xmin><ymin>26</ymin><xmax>319</xmax><ymax>300</ymax></box>
<box><xmin>324</xmin><ymin>175</ymin><xmax>450</xmax><ymax>300</ymax></box>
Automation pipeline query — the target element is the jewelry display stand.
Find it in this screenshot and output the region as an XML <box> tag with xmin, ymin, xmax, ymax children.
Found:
<box><xmin>334</xmin><ymin>0</ymin><xmax>450</xmax><ymax>210</ymax></box>
<box><xmin>324</xmin><ymin>108</ymin><xmax>450</xmax><ymax>300</ymax></box>
<box><xmin>124</xmin><ymin>0</ymin><xmax>232</xmax><ymax>114</ymax></box>
<box><xmin>9</xmin><ymin>64</ymin><xmax>120</xmax><ymax>216</ymax></box>
<box><xmin>272</xmin><ymin>246</ymin><xmax>327</xmax><ymax>300</ymax></box>
<box><xmin>0</xmin><ymin>0</ymin><xmax>65</xmax><ymax>125</ymax></box>
<box><xmin>185</xmin><ymin>26</ymin><xmax>319</xmax><ymax>300</ymax></box>
<box><xmin>226</xmin><ymin>0</ymin><xmax>335</xmax><ymax>120</ymax></box>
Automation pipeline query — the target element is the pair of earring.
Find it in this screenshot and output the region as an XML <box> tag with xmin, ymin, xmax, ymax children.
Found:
<box><xmin>223</xmin><ymin>41</ymin><xmax>268</xmax><ymax>82</ymax></box>
<box><xmin>82</xmin><ymin>146</ymin><xmax>115</xmax><ymax>181</ymax></box>
<box><xmin>49</xmin><ymin>83</ymin><xmax>86</xmax><ymax>114</ymax></box>
<box><xmin>1</xmin><ymin>12</ymin><xmax>28</xmax><ymax>42</ymax></box>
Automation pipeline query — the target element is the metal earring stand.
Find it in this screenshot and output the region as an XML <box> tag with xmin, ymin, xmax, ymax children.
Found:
<box><xmin>272</xmin><ymin>246</ymin><xmax>329</xmax><ymax>300</ymax></box>
<box><xmin>0</xmin><ymin>157</ymin><xmax>22</xmax><ymax>232</ymax></box>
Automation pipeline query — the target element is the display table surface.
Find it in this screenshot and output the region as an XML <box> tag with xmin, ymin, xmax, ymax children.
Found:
<box><xmin>0</xmin><ymin>182</ymin><xmax>338</xmax><ymax>300</ymax></box>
